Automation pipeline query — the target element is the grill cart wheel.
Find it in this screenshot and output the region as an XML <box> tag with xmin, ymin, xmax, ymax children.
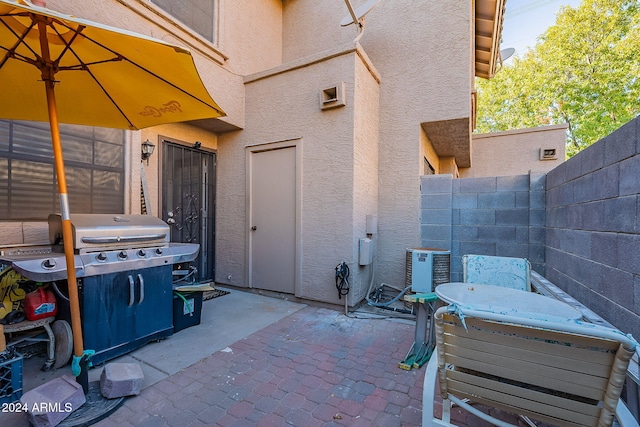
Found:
<box><xmin>52</xmin><ymin>319</ymin><xmax>73</xmax><ymax>369</ymax></box>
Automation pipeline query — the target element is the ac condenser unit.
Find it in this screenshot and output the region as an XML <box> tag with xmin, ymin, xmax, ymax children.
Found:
<box><xmin>405</xmin><ymin>248</ymin><xmax>450</xmax><ymax>293</ymax></box>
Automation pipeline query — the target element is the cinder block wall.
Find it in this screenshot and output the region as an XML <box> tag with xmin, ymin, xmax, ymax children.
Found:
<box><xmin>421</xmin><ymin>172</ymin><xmax>546</xmax><ymax>282</ymax></box>
<box><xmin>546</xmin><ymin>118</ymin><xmax>639</xmax><ymax>339</ymax></box>
<box><xmin>421</xmin><ymin>117</ymin><xmax>639</xmax><ymax>339</ymax></box>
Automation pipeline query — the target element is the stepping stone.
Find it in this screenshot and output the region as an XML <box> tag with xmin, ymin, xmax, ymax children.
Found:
<box><xmin>21</xmin><ymin>375</ymin><xmax>86</xmax><ymax>427</ymax></box>
<box><xmin>100</xmin><ymin>362</ymin><xmax>144</xmax><ymax>399</ymax></box>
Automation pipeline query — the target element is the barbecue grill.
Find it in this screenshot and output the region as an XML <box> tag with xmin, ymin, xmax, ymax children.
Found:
<box><xmin>6</xmin><ymin>214</ymin><xmax>198</xmax><ymax>281</ymax></box>
<box><xmin>1</xmin><ymin>214</ymin><xmax>199</xmax><ymax>365</ymax></box>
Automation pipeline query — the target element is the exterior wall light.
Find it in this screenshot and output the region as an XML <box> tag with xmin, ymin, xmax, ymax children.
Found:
<box><xmin>141</xmin><ymin>139</ymin><xmax>155</xmax><ymax>165</ymax></box>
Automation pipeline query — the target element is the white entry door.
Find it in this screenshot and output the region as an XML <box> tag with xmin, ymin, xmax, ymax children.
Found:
<box><xmin>249</xmin><ymin>145</ymin><xmax>296</xmax><ymax>293</ymax></box>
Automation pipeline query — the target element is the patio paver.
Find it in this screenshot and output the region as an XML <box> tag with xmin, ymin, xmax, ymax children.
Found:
<box><xmin>93</xmin><ymin>306</ymin><xmax>427</xmax><ymax>426</ymax></box>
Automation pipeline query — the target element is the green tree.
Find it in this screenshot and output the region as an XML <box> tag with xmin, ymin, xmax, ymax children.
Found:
<box><xmin>476</xmin><ymin>0</ymin><xmax>640</xmax><ymax>157</ymax></box>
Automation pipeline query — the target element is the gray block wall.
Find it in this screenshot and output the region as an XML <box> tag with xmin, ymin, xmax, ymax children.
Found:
<box><xmin>421</xmin><ymin>172</ymin><xmax>546</xmax><ymax>282</ymax></box>
<box><xmin>546</xmin><ymin>118</ymin><xmax>639</xmax><ymax>340</ymax></box>
<box><xmin>420</xmin><ymin>116</ymin><xmax>639</xmax><ymax>340</ymax></box>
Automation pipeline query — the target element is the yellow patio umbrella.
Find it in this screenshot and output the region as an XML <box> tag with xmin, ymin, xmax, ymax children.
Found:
<box><xmin>0</xmin><ymin>0</ymin><xmax>224</xmax><ymax>383</ymax></box>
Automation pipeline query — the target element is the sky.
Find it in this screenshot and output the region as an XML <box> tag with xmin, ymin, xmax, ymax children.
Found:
<box><xmin>501</xmin><ymin>0</ymin><xmax>583</xmax><ymax>59</ymax></box>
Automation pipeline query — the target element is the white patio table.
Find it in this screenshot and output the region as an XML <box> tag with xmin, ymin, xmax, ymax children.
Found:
<box><xmin>435</xmin><ymin>282</ymin><xmax>582</xmax><ymax>321</ymax></box>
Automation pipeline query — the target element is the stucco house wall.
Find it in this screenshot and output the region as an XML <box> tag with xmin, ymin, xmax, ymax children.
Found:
<box><xmin>216</xmin><ymin>44</ymin><xmax>380</xmax><ymax>305</ymax></box>
<box><xmin>209</xmin><ymin>0</ymin><xmax>477</xmax><ymax>304</ymax></box>
<box><xmin>350</xmin><ymin>52</ymin><xmax>380</xmax><ymax>305</ymax></box>
<box><xmin>373</xmin><ymin>0</ymin><xmax>473</xmax><ymax>288</ymax></box>
<box><xmin>281</xmin><ymin>0</ymin><xmax>352</xmax><ymax>61</ymax></box>
<box><xmin>0</xmin><ymin>0</ymin><xmax>244</xmax><ymax>246</ymax></box>
<box><xmin>463</xmin><ymin>124</ymin><xmax>568</xmax><ymax>178</ymax></box>
<box><xmin>219</xmin><ymin>0</ymin><xmax>283</xmax><ymax>75</ymax></box>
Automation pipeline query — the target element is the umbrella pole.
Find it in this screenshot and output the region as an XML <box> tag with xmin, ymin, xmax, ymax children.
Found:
<box><xmin>45</xmin><ymin>82</ymin><xmax>89</xmax><ymax>392</ymax></box>
<box><xmin>37</xmin><ymin>20</ymin><xmax>88</xmax><ymax>392</ymax></box>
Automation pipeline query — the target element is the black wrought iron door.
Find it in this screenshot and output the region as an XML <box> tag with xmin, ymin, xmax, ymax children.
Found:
<box><xmin>161</xmin><ymin>140</ymin><xmax>216</xmax><ymax>283</ymax></box>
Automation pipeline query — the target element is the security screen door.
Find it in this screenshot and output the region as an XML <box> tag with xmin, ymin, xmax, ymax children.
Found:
<box><xmin>162</xmin><ymin>140</ymin><xmax>216</xmax><ymax>283</ymax></box>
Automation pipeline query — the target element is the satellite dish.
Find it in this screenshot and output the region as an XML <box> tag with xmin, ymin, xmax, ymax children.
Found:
<box><xmin>341</xmin><ymin>0</ymin><xmax>381</xmax><ymax>42</ymax></box>
<box><xmin>341</xmin><ymin>0</ymin><xmax>382</xmax><ymax>27</ymax></box>
<box><xmin>500</xmin><ymin>47</ymin><xmax>516</xmax><ymax>62</ymax></box>
<box><xmin>496</xmin><ymin>47</ymin><xmax>515</xmax><ymax>73</ymax></box>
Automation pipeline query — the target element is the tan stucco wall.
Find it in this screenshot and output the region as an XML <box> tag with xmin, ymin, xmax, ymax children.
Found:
<box><xmin>0</xmin><ymin>0</ymin><xmax>277</xmax><ymax>220</ymax></box>
<box><xmin>219</xmin><ymin>0</ymin><xmax>283</xmax><ymax>75</ymax></box>
<box><xmin>439</xmin><ymin>157</ymin><xmax>460</xmax><ymax>177</ymax></box>
<box><xmin>280</xmin><ymin>0</ymin><xmax>474</xmax><ymax>289</ymax></box>
<box><xmin>281</xmin><ymin>0</ymin><xmax>355</xmax><ymax>62</ymax></box>
<box><xmin>462</xmin><ymin>124</ymin><xmax>568</xmax><ymax>178</ymax></box>
<box><xmin>217</xmin><ymin>45</ymin><xmax>380</xmax><ymax>305</ymax></box>
<box><xmin>350</xmin><ymin>52</ymin><xmax>380</xmax><ymax>305</ymax></box>
<box><xmin>367</xmin><ymin>1</ymin><xmax>473</xmax><ymax>287</ymax></box>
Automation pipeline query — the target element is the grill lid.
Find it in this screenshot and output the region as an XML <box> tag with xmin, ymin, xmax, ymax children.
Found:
<box><xmin>48</xmin><ymin>214</ymin><xmax>170</xmax><ymax>253</ymax></box>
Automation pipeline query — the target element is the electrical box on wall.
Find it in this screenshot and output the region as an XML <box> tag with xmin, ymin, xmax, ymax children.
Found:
<box><xmin>359</xmin><ymin>238</ymin><xmax>373</xmax><ymax>265</ymax></box>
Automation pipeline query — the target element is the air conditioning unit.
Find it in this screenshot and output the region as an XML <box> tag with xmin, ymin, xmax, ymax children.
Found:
<box><xmin>405</xmin><ymin>248</ymin><xmax>450</xmax><ymax>293</ymax></box>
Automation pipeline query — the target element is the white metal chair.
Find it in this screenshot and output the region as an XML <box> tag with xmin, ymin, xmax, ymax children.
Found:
<box><xmin>422</xmin><ymin>305</ymin><xmax>639</xmax><ymax>427</ymax></box>
<box><xmin>462</xmin><ymin>254</ymin><xmax>531</xmax><ymax>291</ymax></box>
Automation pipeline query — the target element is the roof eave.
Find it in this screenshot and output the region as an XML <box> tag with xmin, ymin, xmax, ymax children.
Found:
<box><xmin>475</xmin><ymin>0</ymin><xmax>507</xmax><ymax>79</ymax></box>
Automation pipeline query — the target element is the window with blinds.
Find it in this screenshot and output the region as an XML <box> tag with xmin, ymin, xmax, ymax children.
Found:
<box><xmin>0</xmin><ymin>120</ymin><xmax>125</xmax><ymax>220</ymax></box>
<box><xmin>150</xmin><ymin>0</ymin><xmax>216</xmax><ymax>42</ymax></box>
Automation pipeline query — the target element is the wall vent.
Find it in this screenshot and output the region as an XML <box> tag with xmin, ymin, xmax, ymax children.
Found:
<box><xmin>540</xmin><ymin>148</ymin><xmax>558</xmax><ymax>160</ymax></box>
<box><xmin>320</xmin><ymin>82</ymin><xmax>346</xmax><ymax>110</ymax></box>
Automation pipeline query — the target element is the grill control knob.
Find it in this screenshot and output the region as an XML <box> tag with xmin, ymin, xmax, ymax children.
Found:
<box><xmin>137</xmin><ymin>249</ymin><xmax>146</xmax><ymax>257</ymax></box>
<box><xmin>155</xmin><ymin>248</ymin><xmax>163</xmax><ymax>255</ymax></box>
<box><xmin>42</xmin><ymin>259</ymin><xmax>56</xmax><ymax>269</ymax></box>
<box><xmin>96</xmin><ymin>252</ymin><xmax>107</xmax><ymax>262</ymax></box>
<box><xmin>118</xmin><ymin>250</ymin><xmax>128</xmax><ymax>260</ymax></box>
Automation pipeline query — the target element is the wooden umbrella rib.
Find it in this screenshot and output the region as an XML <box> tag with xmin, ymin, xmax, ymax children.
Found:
<box><xmin>42</xmin><ymin>9</ymin><xmax>223</xmax><ymax>116</ymax></box>
<box><xmin>27</xmin><ymin>16</ymin><xmax>134</xmax><ymax>129</ymax></box>
<box><xmin>46</xmin><ymin>13</ymin><xmax>210</xmax><ymax>128</ymax></box>
<box><xmin>2</xmin><ymin>8</ymin><xmax>223</xmax><ymax>118</ymax></box>
<box><xmin>75</xmin><ymin>65</ymin><xmax>138</xmax><ymax>130</ymax></box>
<box><xmin>60</xmin><ymin>45</ymin><xmax>137</xmax><ymax>129</ymax></box>
<box><xmin>77</xmin><ymin>31</ymin><xmax>224</xmax><ymax>115</ymax></box>
<box><xmin>0</xmin><ymin>13</ymin><xmax>40</xmax><ymax>69</ymax></box>
<box><xmin>47</xmin><ymin>21</ymin><xmax>85</xmax><ymax>66</ymax></box>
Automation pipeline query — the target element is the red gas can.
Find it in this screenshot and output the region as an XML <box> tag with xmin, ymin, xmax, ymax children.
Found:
<box><xmin>24</xmin><ymin>287</ymin><xmax>57</xmax><ymax>321</ymax></box>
